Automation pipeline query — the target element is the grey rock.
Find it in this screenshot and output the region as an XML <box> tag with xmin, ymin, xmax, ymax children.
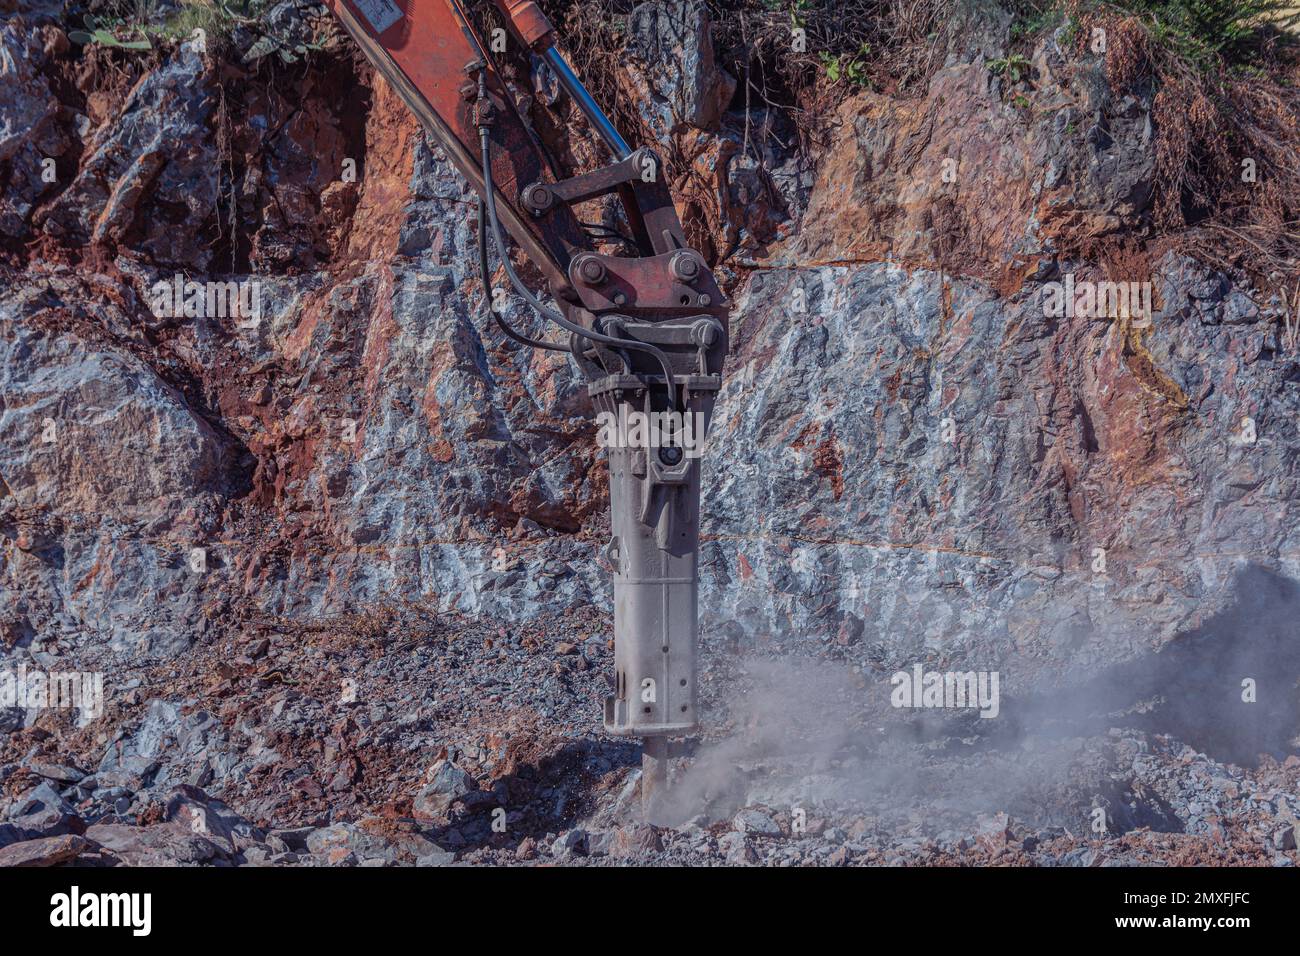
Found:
<box><xmin>551</xmin><ymin>828</ymin><xmax>587</xmax><ymax>860</ymax></box>
<box><xmin>161</xmin><ymin>785</ymin><xmax>253</xmax><ymax>855</ymax></box>
<box><xmin>415</xmin><ymin>849</ymin><xmax>457</xmax><ymax>866</ymax></box>
<box><xmin>1272</xmin><ymin>826</ymin><xmax>1296</xmax><ymax>851</ymax></box>
<box><xmin>0</xmin><ymin>823</ymin><xmax>26</xmax><ymax>848</ymax></box>
<box><xmin>86</xmin><ymin>822</ymin><xmax>228</xmax><ymax>866</ymax></box>
<box><xmin>0</xmin><ymin>22</ymin><xmax>67</xmax><ymax>242</ymax></box>
<box><xmin>268</xmin><ymin>826</ymin><xmax>316</xmax><ymax>852</ymax></box>
<box><xmin>27</xmin><ymin>762</ymin><xmax>86</xmax><ymax>784</ymax></box>
<box><xmin>413</xmin><ymin>760</ymin><xmax>476</xmax><ymax>818</ymax></box>
<box><xmin>8</xmin><ymin>781</ymin><xmax>79</xmax><ymax>836</ymax></box>
<box><xmin>304</xmin><ymin>823</ymin><xmax>402</xmax><ymax>865</ymax></box>
<box><xmin>609</xmin><ymin>824</ymin><xmax>663</xmax><ymax>859</ymax></box>
<box><xmin>241</xmin><ymin>845</ymin><xmax>273</xmax><ymax>865</ymax></box>
<box><xmin>1059</xmin><ymin>848</ymin><xmax>1098</xmax><ymax>867</ymax></box>
<box><xmin>719</xmin><ymin>831</ymin><xmax>756</xmax><ymax>865</ymax></box>
<box><xmin>624</xmin><ymin>1</ymin><xmax>735</xmax><ymax>136</ymax></box>
<box><xmin>732</xmin><ymin>809</ymin><xmax>782</xmax><ymax>837</ymax></box>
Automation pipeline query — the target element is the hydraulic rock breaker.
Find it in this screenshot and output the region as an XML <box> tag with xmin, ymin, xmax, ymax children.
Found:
<box><xmin>323</xmin><ymin>0</ymin><xmax>729</xmax><ymax>810</ymax></box>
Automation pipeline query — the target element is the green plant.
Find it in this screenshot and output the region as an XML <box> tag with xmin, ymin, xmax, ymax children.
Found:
<box><xmin>1060</xmin><ymin>13</ymin><xmax>1082</xmax><ymax>47</ymax></box>
<box><xmin>1005</xmin><ymin>0</ymin><xmax>1297</xmax><ymax>69</ymax></box>
<box><xmin>67</xmin><ymin>14</ymin><xmax>153</xmax><ymax>49</ymax></box>
<box><xmin>1120</xmin><ymin>0</ymin><xmax>1299</xmax><ymax>68</ymax></box>
<box><xmin>820</xmin><ymin>41</ymin><xmax>873</xmax><ymax>88</ymax></box>
<box><xmin>988</xmin><ymin>52</ymin><xmax>1033</xmax><ymax>84</ymax></box>
<box><xmin>65</xmin><ymin>0</ymin><xmax>331</xmax><ymax>61</ymax></box>
<box><xmin>1009</xmin><ymin>0</ymin><xmax>1065</xmax><ymax>42</ymax></box>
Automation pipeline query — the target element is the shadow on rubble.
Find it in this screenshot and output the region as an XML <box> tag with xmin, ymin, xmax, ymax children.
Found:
<box><xmin>962</xmin><ymin>564</ymin><xmax>1300</xmax><ymax>769</ymax></box>
<box><xmin>425</xmin><ymin>738</ymin><xmax>642</xmax><ymax>854</ymax></box>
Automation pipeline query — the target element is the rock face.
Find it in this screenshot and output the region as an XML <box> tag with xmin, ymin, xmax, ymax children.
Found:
<box><xmin>622</xmin><ymin>0</ymin><xmax>736</xmax><ymax>138</ymax></box>
<box><xmin>1</xmin><ymin>0</ymin><xmax>1299</xmax><ymax>868</ymax></box>
<box><xmin>700</xmin><ymin>247</ymin><xmax>1299</xmax><ymax>679</ymax></box>
<box><xmin>790</xmin><ymin>23</ymin><xmax>1156</xmax><ymax>276</ymax></box>
<box><xmin>0</xmin><ymin>19</ymin><xmax>68</xmax><ymax>243</ymax></box>
<box><xmin>36</xmin><ymin>40</ymin><xmax>218</xmax><ymax>267</ymax></box>
<box><xmin>1</xmin><ymin>1</ymin><xmax>1295</xmax><ymax>687</ymax></box>
<box><xmin>1</xmin><ymin>273</ymin><xmax>232</xmax><ymax>656</ymax></box>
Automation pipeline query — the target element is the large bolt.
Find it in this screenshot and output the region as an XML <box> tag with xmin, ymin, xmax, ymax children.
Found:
<box><xmin>691</xmin><ymin>319</ymin><xmax>720</xmax><ymax>348</ymax></box>
<box><xmin>574</xmin><ymin>254</ymin><xmax>606</xmax><ymax>285</ymax></box>
<box><xmin>523</xmin><ymin>183</ymin><xmax>552</xmax><ymax>214</ymax></box>
<box><xmin>669</xmin><ymin>251</ymin><xmax>701</xmax><ymax>284</ymax></box>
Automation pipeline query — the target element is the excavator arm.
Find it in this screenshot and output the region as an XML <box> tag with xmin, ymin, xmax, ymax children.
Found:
<box><xmin>323</xmin><ymin>0</ymin><xmax>729</xmax><ymax>810</ymax></box>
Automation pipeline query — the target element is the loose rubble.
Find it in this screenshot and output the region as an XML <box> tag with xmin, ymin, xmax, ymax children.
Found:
<box><xmin>1</xmin><ymin>601</ymin><xmax>1296</xmax><ymax>866</ymax></box>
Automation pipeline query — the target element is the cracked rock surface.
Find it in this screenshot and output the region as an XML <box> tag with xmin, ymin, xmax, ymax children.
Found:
<box><xmin>1</xmin><ymin>1</ymin><xmax>1298</xmax><ymax>866</ymax></box>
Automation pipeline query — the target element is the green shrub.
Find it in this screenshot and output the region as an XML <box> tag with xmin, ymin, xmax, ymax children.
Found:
<box><xmin>1122</xmin><ymin>0</ymin><xmax>1298</xmax><ymax>66</ymax></box>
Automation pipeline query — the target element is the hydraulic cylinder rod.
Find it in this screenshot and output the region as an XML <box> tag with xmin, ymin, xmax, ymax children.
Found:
<box><xmin>542</xmin><ymin>47</ymin><xmax>633</xmax><ymax>160</ymax></box>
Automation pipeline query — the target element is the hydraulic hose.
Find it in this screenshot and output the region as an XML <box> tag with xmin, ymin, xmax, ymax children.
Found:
<box><xmin>476</xmin><ymin>196</ymin><xmax>568</xmax><ymax>352</ymax></box>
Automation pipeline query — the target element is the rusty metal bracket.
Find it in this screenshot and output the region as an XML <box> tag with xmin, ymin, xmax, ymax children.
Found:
<box><xmin>567</xmin><ymin>248</ymin><xmax>726</xmax><ymax>316</ymax></box>
<box><xmin>521</xmin><ymin>147</ymin><xmax>661</xmax><ymax>216</ymax></box>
